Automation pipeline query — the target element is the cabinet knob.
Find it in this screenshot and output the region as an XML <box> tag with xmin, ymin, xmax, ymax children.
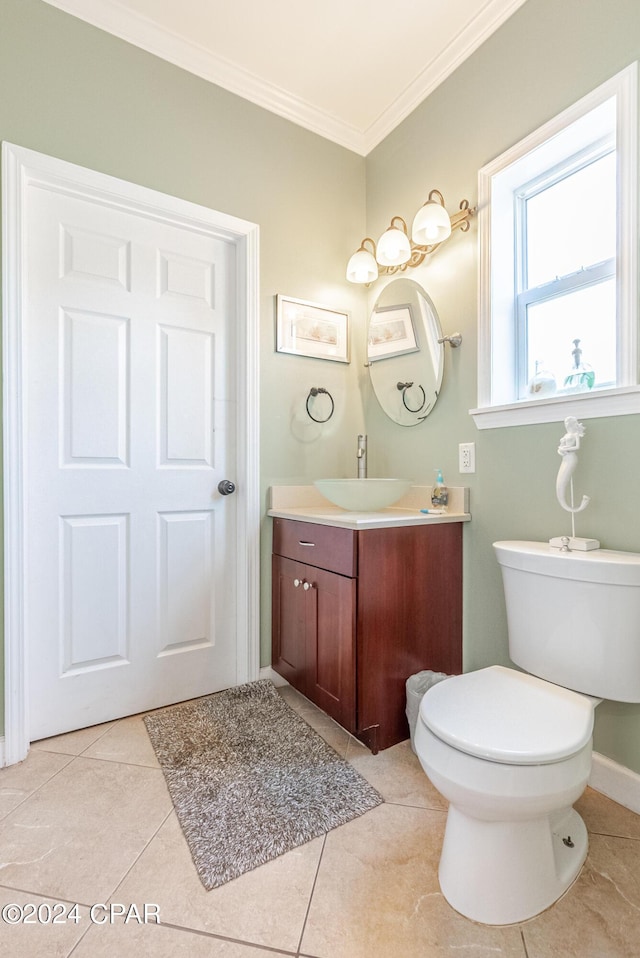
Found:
<box><xmin>293</xmin><ymin>578</ymin><xmax>302</xmax><ymax>588</ymax></box>
<box><xmin>303</xmin><ymin>581</ymin><xmax>314</xmax><ymax>591</ymax></box>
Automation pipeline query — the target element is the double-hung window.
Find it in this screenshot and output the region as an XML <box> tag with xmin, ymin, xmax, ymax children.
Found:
<box><xmin>473</xmin><ymin>64</ymin><xmax>638</xmax><ymax>428</ymax></box>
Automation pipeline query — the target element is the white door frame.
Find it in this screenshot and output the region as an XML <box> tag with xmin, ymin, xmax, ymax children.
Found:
<box><xmin>1</xmin><ymin>142</ymin><xmax>261</xmax><ymax>766</ymax></box>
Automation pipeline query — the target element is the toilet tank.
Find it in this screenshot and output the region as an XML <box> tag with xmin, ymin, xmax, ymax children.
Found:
<box><xmin>494</xmin><ymin>541</ymin><xmax>640</xmax><ymax>703</ymax></box>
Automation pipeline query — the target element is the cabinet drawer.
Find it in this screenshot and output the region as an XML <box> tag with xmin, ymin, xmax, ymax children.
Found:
<box><xmin>272</xmin><ymin>518</ymin><xmax>356</xmax><ymax>577</ymax></box>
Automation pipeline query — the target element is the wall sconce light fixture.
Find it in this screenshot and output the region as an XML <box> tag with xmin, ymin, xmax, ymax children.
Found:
<box><xmin>346</xmin><ymin>190</ymin><xmax>475</xmax><ymax>285</ymax></box>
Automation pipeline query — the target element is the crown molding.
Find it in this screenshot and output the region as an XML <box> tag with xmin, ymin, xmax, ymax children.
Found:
<box><xmin>42</xmin><ymin>0</ymin><xmax>528</xmax><ymax>156</ymax></box>
<box><xmin>362</xmin><ymin>0</ymin><xmax>530</xmax><ymax>154</ymax></box>
<box><xmin>41</xmin><ymin>0</ymin><xmax>366</xmax><ymax>152</ymax></box>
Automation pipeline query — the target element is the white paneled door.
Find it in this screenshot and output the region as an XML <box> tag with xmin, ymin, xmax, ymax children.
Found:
<box><xmin>7</xmin><ymin>149</ymin><xmax>258</xmax><ymax>744</ymax></box>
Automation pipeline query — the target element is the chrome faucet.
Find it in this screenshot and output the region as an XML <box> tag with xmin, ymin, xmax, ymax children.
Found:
<box><xmin>357</xmin><ymin>434</ymin><xmax>367</xmax><ymax>478</ymax></box>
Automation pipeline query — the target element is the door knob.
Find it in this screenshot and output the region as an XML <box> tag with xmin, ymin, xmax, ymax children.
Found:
<box><xmin>217</xmin><ymin>479</ymin><xmax>236</xmax><ymax>496</ymax></box>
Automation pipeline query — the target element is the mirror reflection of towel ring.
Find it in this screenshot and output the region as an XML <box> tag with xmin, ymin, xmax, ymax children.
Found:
<box><xmin>306</xmin><ymin>387</ymin><xmax>335</xmax><ymax>423</ymax></box>
<box><xmin>397</xmin><ymin>381</ymin><xmax>426</xmax><ymax>413</ymax></box>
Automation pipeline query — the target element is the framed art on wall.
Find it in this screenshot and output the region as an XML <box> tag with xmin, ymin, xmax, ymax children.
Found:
<box><xmin>276</xmin><ymin>295</ymin><xmax>350</xmax><ymax>363</ymax></box>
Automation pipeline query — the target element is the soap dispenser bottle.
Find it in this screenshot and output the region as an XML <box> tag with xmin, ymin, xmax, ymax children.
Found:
<box><xmin>431</xmin><ymin>469</ymin><xmax>449</xmax><ymax>509</ymax></box>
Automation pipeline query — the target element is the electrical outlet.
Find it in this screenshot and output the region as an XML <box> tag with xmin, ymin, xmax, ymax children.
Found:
<box><xmin>459</xmin><ymin>442</ymin><xmax>475</xmax><ymax>474</ymax></box>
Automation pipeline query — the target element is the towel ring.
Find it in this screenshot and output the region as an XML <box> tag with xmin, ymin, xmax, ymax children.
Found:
<box><xmin>306</xmin><ymin>387</ymin><xmax>335</xmax><ymax>423</ymax></box>
<box><xmin>397</xmin><ymin>381</ymin><xmax>426</xmax><ymax>413</ymax></box>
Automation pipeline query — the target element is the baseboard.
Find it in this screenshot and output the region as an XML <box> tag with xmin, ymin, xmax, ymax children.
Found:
<box><xmin>589</xmin><ymin>751</ymin><xmax>640</xmax><ymax>814</ymax></box>
<box><xmin>259</xmin><ymin>666</ymin><xmax>289</xmax><ymax>687</ymax></box>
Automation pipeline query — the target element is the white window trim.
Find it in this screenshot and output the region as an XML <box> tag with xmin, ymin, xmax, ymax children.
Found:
<box><xmin>472</xmin><ymin>63</ymin><xmax>638</xmax><ymax>429</ymax></box>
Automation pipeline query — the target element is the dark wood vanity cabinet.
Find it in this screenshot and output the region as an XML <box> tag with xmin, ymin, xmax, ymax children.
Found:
<box><xmin>271</xmin><ymin>517</ymin><xmax>462</xmax><ymax>752</ymax></box>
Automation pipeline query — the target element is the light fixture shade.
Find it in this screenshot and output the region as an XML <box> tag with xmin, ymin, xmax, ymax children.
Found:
<box><xmin>346</xmin><ymin>247</ymin><xmax>378</xmax><ymax>284</ymax></box>
<box><xmin>376</xmin><ymin>227</ymin><xmax>411</xmax><ymax>267</ymax></box>
<box><xmin>411</xmin><ymin>200</ymin><xmax>452</xmax><ymax>246</ymax></box>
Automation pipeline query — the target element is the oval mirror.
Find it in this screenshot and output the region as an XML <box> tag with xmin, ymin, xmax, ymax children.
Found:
<box><xmin>367</xmin><ymin>278</ymin><xmax>444</xmax><ymax>425</ymax></box>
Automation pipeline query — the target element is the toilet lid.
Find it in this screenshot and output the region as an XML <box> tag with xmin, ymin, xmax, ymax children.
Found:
<box><xmin>419</xmin><ymin>666</ymin><xmax>594</xmax><ymax>765</ymax></box>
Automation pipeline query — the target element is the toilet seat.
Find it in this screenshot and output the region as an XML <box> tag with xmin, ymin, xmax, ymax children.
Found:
<box><xmin>420</xmin><ymin>665</ymin><xmax>594</xmax><ymax>765</ymax></box>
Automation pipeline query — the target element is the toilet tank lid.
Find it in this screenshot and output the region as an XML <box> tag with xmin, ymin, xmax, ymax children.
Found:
<box><xmin>493</xmin><ymin>540</ymin><xmax>640</xmax><ymax>586</ymax></box>
<box><xmin>419</xmin><ymin>666</ymin><xmax>594</xmax><ymax>765</ymax></box>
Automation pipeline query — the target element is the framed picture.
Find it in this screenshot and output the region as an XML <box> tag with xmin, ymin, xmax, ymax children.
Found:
<box><xmin>276</xmin><ymin>295</ymin><xmax>350</xmax><ymax>363</ymax></box>
<box><xmin>367</xmin><ymin>303</ymin><xmax>420</xmax><ymax>361</ymax></box>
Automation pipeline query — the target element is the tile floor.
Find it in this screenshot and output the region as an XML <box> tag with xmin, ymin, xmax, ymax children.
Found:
<box><xmin>1</xmin><ymin>685</ymin><xmax>639</xmax><ymax>957</ymax></box>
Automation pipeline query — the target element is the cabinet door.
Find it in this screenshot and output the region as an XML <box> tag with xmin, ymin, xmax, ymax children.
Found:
<box><xmin>356</xmin><ymin>523</ymin><xmax>462</xmax><ymax>750</ymax></box>
<box><xmin>304</xmin><ymin>566</ymin><xmax>356</xmax><ymax>732</ymax></box>
<box><xmin>272</xmin><ymin>555</ymin><xmax>307</xmax><ymax>690</ymax></box>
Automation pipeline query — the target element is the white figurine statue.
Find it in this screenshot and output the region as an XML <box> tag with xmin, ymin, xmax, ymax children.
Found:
<box><xmin>556</xmin><ymin>417</ymin><xmax>590</xmax><ymax>513</ymax></box>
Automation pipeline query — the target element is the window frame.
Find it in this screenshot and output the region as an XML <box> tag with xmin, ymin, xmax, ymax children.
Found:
<box><xmin>516</xmin><ymin>261</ymin><xmax>617</xmax><ymax>398</ymax></box>
<box><xmin>472</xmin><ymin>63</ymin><xmax>638</xmax><ymax>429</ymax></box>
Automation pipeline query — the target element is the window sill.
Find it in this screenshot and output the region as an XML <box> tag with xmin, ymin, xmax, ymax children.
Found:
<box><xmin>470</xmin><ymin>385</ymin><xmax>640</xmax><ymax>429</ymax></box>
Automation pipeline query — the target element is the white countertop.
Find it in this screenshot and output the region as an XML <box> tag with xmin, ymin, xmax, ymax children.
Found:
<box><xmin>268</xmin><ymin>484</ymin><xmax>471</xmax><ymax>531</ymax></box>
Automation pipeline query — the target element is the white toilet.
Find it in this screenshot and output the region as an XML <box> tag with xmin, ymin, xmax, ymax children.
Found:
<box><xmin>414</xmin><ymin>540</ymin><xmax>640</xmax><ymax>925</ymax></box>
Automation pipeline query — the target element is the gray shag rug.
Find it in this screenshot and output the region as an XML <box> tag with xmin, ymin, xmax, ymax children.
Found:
<box><xmin>143</xmin><ymin>679</ymin><xmax>383</xmax><ymax>889</ymax></box>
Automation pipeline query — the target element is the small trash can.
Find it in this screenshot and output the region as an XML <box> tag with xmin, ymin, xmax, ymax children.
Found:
<box><xmin>406</xmin><ymin>670</ymin><xmax>450</xmax><ymax>753</ymax></box>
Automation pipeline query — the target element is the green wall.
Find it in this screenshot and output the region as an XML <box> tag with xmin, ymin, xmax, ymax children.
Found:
<box><xmin>2</xmin><ymin>0</ymin><xmax>640</xmax><ymax>777</ymax></box>
<box><xmin>364</xmin><ymin>0</ymin><xmax>640</xmax><ymax>771</ymax></box>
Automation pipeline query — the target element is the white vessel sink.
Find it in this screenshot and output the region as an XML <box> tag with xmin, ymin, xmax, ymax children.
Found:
<box><xmin>314</xmin><ymin>478</ymin><xmax>412</xmax><ymax>511</ymax></box>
